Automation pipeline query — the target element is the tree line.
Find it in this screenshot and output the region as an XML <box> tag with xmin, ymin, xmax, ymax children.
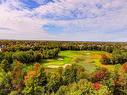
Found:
<box><xmin>0</xmin><ymin>40</ymin><xmax>124</xmax><ymax>53</ymax></box>
<box><xmin>1</xmin><ymin>41</ymin><xmax>127</xmax><ymax>65</ymax></box>
<box><xmin>0</xmin><ymin>48</ymin><xmax>59</xmax><ymax>64</ymax></box>
<box><xmin>101</xmin><ymin>49</ymin><xmax>127</xmax><ymax>65</ymax></box>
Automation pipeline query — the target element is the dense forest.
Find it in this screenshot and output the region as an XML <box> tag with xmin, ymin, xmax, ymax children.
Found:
<box><xmin>0</xmin><ymin>40</ymin><xmax>127</xmax><ymax>95</ymax></box>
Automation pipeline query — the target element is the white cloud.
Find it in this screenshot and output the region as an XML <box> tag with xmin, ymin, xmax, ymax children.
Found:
<box><xmin>0</xmin><ymin>0</ymin><xmax>127</xmax><ymax>41</ymax></box>
<box><xmin>34</xmin><ymin>0</ymin><xmax>127</xmax><ymax>19</ymax></box>
<box><xmin>0</xmin><ymin>0</ymin><xmax>52</xmax><ymax>40</ymax></box>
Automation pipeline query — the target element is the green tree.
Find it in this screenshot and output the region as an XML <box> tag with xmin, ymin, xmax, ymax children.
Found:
<box><xmin>0</xmin><ymin>52</ymin><xmax>4</xmax><ymax>63</ymax></box>
<box><xmin>1</xmin><ymin>59</ymin><xmax>10</xmax><ymax>72</ymax></box>
<box><xmin>22</xmin><ymin>64</ymin><xmax>47</xmax><ymax>95</ymax></box>
<box><xmin>47</xmin><ymin>72</ymin><xmax>62</xmax><ymax>93</ymax></box>
<box><xmin>4</xmin><ymin>52</ymin><xmax>13</xmax><ymax>64</ymax></box>
<box><xmin>62</xmin><ymin>64</ymin><xmax>79</xmax><ymax>85</ymax></box>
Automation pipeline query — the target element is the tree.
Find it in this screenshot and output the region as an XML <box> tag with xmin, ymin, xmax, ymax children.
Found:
<box><xmin>12</xmin><ymin>51</ymin><xmax>34</xmax><ymax>63</ymax></box>
<box><xmin>91</xmin><ymin>68</ymin><xmax>110</xmax><ymax>82</ymax></box>
<box><xmin>56</xmin><ymin>86</ymin><xmax>69</xmax><ymax>95</ymax></box>
<box><xmin>1</xmin><ymin>59</ymin><xmax>10</xmax><ymax>72</ymax></box>
<box><xmin>47</xmin><ymin>72</ymin><xmax>62</xmax><ymax>93</ymax></box>
<box><xmin>11</xmin><ymin>61</ymin><xmax>25</xmax><ymax>92</ymax></box>
<box><xmin>4</xmin><ymin>52</ymin><xmax>13</xmax><ymax>64</ymax></box>
<box><xmin>23</xmin><ymin>63</ymin><xmax>47</xmax><ymax>95</ymax></box>
<box><xmin>0</xmin><ymin>52</ymin><xmax>4</xmax><ymax>63</ymax></box>
<box><xmin>62</xmin><ymin>64</ymin><xmax>78</xmax><ymax>85</ymax></box>
<box><xmin>0</xmin><ymin>69</ymin><xmax>12</xmax><ymax>95</ymax></box>
<box><xmin>100</xmin><ymin>54</ymin><xmax>111</xmax><ymax>65</ymax></box>
<box><xmin>34</xmin><ymin>52</ymin><xmax>42</xmax><ymax>62</ymax></box>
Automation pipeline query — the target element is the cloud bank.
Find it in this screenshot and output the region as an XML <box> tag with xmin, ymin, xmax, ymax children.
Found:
<box><xmin>0</xmin><ymin>0</ymin><xmax>127</xmax><ymax>41</ymax></box>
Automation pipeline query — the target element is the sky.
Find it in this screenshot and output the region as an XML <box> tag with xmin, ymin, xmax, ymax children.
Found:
<box><xmin>0</xmin><ymin>0</ymin><xmax>127</xmax><ymax>41</ymax></box>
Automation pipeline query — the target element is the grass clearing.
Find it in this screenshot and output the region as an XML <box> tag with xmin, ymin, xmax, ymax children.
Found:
<box><xmin>40</xmin><ymin>50</ymin><xmax>115</xmax><ymax>73</ymax></box>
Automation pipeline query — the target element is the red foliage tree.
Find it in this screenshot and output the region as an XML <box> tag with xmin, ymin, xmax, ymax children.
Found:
<box><xmin>92</xmin><ymin>82</ymin><xmax>101</xmax><ymax>90</ymax></box>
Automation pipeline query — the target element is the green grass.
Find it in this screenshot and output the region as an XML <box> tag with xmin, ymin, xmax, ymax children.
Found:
<box><xmin>40</xmin><ymin>50</ymin><xmax>114</xmax><ymax>73</ymax></box>
<box><xmin>23</xmin><ymin>50</ymin><xmax>114</xmax><ymax>73</ymax></box>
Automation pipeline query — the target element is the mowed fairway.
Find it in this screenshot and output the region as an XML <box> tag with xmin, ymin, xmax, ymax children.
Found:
<box><xmin>42</xmin><ymin>50</ymin><xmax>114</xmax><ymax>73</ymax></box>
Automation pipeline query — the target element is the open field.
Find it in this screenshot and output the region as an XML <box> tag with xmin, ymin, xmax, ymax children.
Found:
<box><xmin>41</xmin><ymin>50</ymin><xmax>114</xmax><ymax>73</ymax></box>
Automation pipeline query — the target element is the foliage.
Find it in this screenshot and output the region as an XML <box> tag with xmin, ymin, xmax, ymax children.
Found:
<box><xmin>62</xmin><ymin>64</ymin><xmax>79</xmax><ymax>85</ymax></box>
<box><xmin>4</xmin><ymin>52</ymin><xmax>13</xmax><ymax>64</ymax></box>
<box><xmin>1</xmin><ymin>59</ymin><xmax>10</xmax><ymax>72</ymax></box>
<box><xmin>0</xmin><ymin>70</ymin><xmax>12</xmax><ymax>95</ymax></box>
<box><xmin>47</xmin><ymin>72</ymin><xmax>62</xmax><ymax>93</ymax></box>
<box><xmin>11</xmin><ymin>61</ymin><xmax>25</xmax><ymax>91</ymax></box>
<box><xmin>22</xmin><ymin>63</ymin><xmax>47</xmax><ymax>95</ymax></box>
<box><xmin>0</xmin><ymin>40</ymin><xmax>127</xmax><ymax>95</ymax></box>
<box><xmin>101</xmin><ymin>49</ymin><xmax>127</xmax><ymax>65</ymax></box>
<box><xmin>0</xmin><ymin>52</ymin><xmax>4</xmax><ymax>63</ymax></box>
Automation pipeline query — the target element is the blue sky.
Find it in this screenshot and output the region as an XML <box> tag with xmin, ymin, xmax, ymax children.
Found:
<box><xmin>0</xmin><ymin>0</ymin><xmax>127</xmax><ymax>41</ymax></box>
<box><xmin>21</xmin><ymin>0</ymin><xmax>40</xmax><ymax>9</ymax></box>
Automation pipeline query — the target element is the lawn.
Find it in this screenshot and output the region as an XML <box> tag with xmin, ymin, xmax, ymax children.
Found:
<box><xmin>41</xmin><ymin>50</ymin><xmax>114</xmax><ymax>73</ymax></box>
